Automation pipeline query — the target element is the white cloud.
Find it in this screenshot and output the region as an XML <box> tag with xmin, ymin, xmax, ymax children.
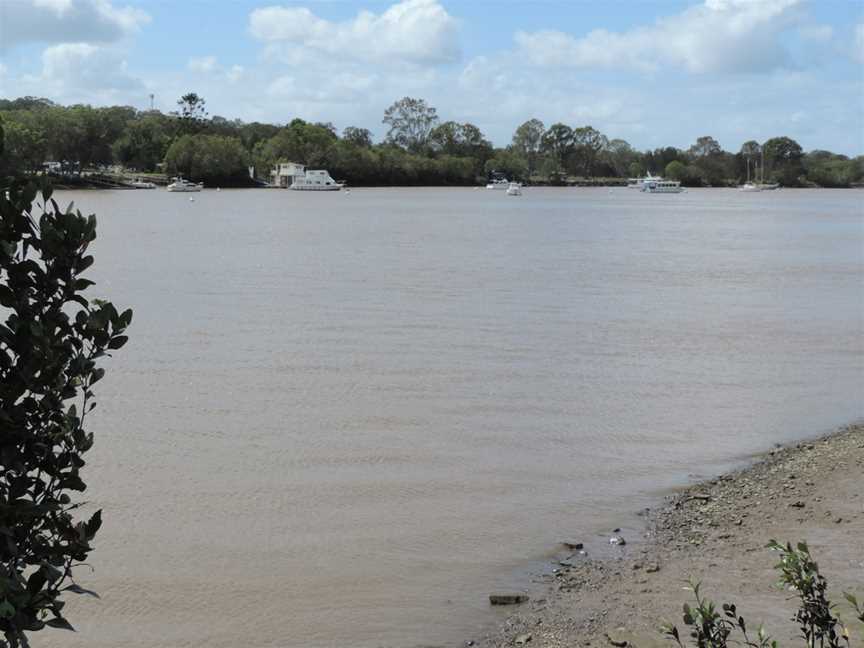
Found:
<box><xmin>187</xmin><ymin>56</ymin><xmax>245</xmax><ymax>84</ymax></box>
<box><xmin>1</xmin><ymin>0</ymin><xmax>150</xmax><ymax>50</ymax></box>
<box><xmin>248</xmin><ymin>0</ymin><xmax>460</xmax><ymax>64</ymax></box>
<box><xmin>31</xmin><ymin>42</ymin><xmax>144</xmax><ymax>99</ymax></box>
<box><xmin>514</xmin><ymin>0</ymin><xmax>803</xmax><ymax>74</ymax></box>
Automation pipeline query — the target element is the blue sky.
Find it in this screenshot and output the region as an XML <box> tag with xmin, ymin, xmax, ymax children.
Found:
<box><xmin>1</xmin><ymin>0</ymin><xmax>863</xmax><ymax>154</ymax></box>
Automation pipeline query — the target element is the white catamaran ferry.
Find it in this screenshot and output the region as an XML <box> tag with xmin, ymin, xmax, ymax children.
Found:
<box><xmin>641</xmin><ymin>178</ymin><xmax>684</xmax><ymax>193</ymax></box>
<box><xmin>626</xmin><ymin>172</ymin><xmax>661</xmax><ymax>189</ymax></box>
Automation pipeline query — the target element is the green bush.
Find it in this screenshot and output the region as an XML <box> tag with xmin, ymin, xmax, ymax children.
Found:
<box><xmin>0</xmin><ymin>179</ymin><xmax>131</xmax><ymax>646</ymax></box>
<box><xmin>664</xmin><ymin>541</ymin><xmax>863</xmax><ymax>648</ymax></box>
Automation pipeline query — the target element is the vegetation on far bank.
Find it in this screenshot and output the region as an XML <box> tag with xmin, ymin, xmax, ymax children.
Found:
<box><xmin>1</xmin><ymin>94</ymin><xmax>862</xmax><ymax>188</ymax></box>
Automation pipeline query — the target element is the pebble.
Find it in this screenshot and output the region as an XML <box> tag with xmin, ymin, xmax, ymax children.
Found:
<box><xmin>609</xmin><ymin>536</ymin><xmax>626</xmax><ymax>546</ymax></box>
<box><xmin>515</xmin><ymin>633</ymin><xmax>532</xmax><ymax>645</ymax></box>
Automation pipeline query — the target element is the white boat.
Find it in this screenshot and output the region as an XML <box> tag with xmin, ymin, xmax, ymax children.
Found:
<box><xmin>167</xmin><ymin>177</ymin><xmax>203</xmax><ymax>192</ymax></box>
<box><xmin>740</xmin><ymin>151</ymin><xmax>780</xmax><ymax>192</ymax></box>
<box><xmin>627</xmin><ymin>172</ymin><xmax>660</xmax><ymax>188</ymax></box>
<box><xmin>130</xmin><ymin>179</ymin><xmax>156</xmax><ymax>189</ymax></box>
<box><xmin>486</xmin><ymin>176</ymin><xmax>509</xmax><ymax>189</ymax></box>
<box><xmin>641</xmin><ymin>178</ymin><xmax>684</xmax><ymax>193</ymax></box>
<box><xmin>506</xmin><ymin>182</ymin><xmax>522</xmax><ymax>196</ymax></box>
<box><xmin>739</xmin><ymin>159</ymin><xmax>761</xmax><ymax>192</ymax></box>
<box><xmin>290</xmin><ymin>169</ymin><xmax>343</xmax><ymax>191</ymax></box>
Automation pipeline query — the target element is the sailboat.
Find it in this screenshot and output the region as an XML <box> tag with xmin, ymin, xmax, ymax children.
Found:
<box><xmin>756</xmin><ymin>149</ymin><xmax>779</xmax><ymax>190</ymax></box>
<box><xmin>739</xmin><ymin>159</ymin><xmax>760</xmax><ymax>192</ymax></box>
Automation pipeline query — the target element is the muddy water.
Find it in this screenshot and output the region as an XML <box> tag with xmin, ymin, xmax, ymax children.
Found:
<box><xmin>43</xmin><ymin>187</ymin><xmax>863</xmax><ymax>647</ymax></box>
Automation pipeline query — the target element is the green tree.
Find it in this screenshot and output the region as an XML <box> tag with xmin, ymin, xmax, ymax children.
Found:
<box><xmin>688</xmin><ymin>135</ymin><xmax>722</xmax><ymax>158</ymax></box>
<box><xmin>572</xmin><ymin>126</ymin><xmax>608</xmax><ymax>177</ymax></box>
<box><xmin>0</xmin><ymin>178</ymin><xmax>132</xmax><ymax>646</ymax></box>
<box><xmin>665</xmin><ymin>160</ymin><xmax>687</xmax><ymax>181</ymax></box>
<box><xmin>174</xmin><ymin>93</ymin><xmax>208</xmax><ymax>136</ymax></box>
<box><xmin>112</xmin><ymin>114</ymin><xmax>172</xmax><ymax>171</ymax></box>
<box><xmin>0</xmin><ymin>120</ymin><xmax>46</xmax><ymax>175</ymax></box>
<box><xmin>511</xmin><ymin>119</ymin><xmax>545</xmax><ymax>176</ymax></box>
<box><xmin>342</xmin><ymin>127</ymin><xmax>373</xmax><ymax>148</ymax></box>
<box><xmin>253</xmin><ymin>119</ymin><xmax>338</xmax><ymax>174</ymax></box>
<box><xmin>382</xmin><ymin>97</ymin><xmax>439</xmax><ymax>153</ymax></box>
<box><xmin>540</xmin><ymin>123</ymin><xmax>574</xmax><ymax>174</ymax></box>
<box><xmin>164</xmin><ymin>134</ymin><xmax>250</xmax><ymax>183</ymax></box>
<box><xmin>763</xmin><ymin>136</ymin><xmax>804</xmax><ymax>186</ymax></box>
<box><xmin>484</xmin><ymin>149</ymin><xmax>528</xmax><ymax>182</ymax></box>
<box><xmin>602</xmin><ymin>139</ymin><xmax>636</xmax><ymax>177</ymax></box>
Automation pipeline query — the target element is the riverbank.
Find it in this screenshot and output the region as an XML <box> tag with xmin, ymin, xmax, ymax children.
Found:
<box><xmin>477</xmin><ymin>423</ymin><xmax>864</xmax><ymax>647</ymax></box>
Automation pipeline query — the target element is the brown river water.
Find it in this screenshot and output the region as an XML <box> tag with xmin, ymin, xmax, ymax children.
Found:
<box><xmin>41</xmin><ymin>187</ymin><xmax>863</xmax><ymax>648</ymax></box>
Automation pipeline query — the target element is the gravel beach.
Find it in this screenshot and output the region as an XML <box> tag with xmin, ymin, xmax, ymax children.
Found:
<box><xmin>477</xmin><ymin>423</ymin><xmax>864</xmax><ymax>648</ymax></box>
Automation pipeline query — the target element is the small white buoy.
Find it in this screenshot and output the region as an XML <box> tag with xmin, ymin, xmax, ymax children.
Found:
<box><xmin>189</xmin><ymin>197</ymin><xmax>195</xmax><ymax>202</ymax></box>
<box><xmin>216</xmin><ymin>187</ymin><xmax>221</xmax><ymax>191</ymax></box>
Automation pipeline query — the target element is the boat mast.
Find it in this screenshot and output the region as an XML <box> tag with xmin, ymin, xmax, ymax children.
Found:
<box><xmin>760</xmin><ymin>147</ymin><xmax>765</xmax><ymax>184</ymax></box>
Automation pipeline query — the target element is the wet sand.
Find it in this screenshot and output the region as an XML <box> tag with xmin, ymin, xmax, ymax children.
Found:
<box><xmin>478</xmin><ymin>423</ymin><xmax>864</xmax><ymax>647</ymax></box>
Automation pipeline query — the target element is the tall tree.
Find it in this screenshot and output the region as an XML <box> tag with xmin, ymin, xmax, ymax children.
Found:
<box><xmin>688</xmin><ymin>135</ymin><xmax>722</xmax><ymax>158</ymax></box>
<box><xmin>175</xmin><ymin>93</ymin><xmax>208</xmax><ymax>135</ymax></box>
<box><xmin>540</xmin><ymin>123</ymin><xmax>574</xmax><ymax>173</ymax></box>
<box><xmin>511</xmin><ymin>119</ymin><xmax>545</xmax><ymax>175</ymax></box>
<box><xmin>763</xmin><ymin>136</ymin><xmax>804</xmax><ymax>186</ymax></box>
<box><xmin>382</xmin><ymin>97</ymin><xmax>439</xmax><ymax>153</ymax></box>
<box><xmin>739</xmin><ymin>140</ymin><xmax>761</xmax><ymax>159</ymax></box>
<box><xmin>603</xmin><ymin>139</ymin><xmax>636</xmax><ymax>177</ymax></box>
<box><xmin>572</xmin><ymin>125</ymin><xmax>608</xmax><ymax>177</ymax></box>
<box><xmin>342</xmin><ymin>127</ymin><xmax>373</xmax><ymax>148</ymax></box>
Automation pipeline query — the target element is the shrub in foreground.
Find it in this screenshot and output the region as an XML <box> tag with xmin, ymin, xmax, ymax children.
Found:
<box><xmin>0</xmin><ymin>179</ymin><xmax>131</xmax><ymax>646</ymax></box>
<box><xmin>664</xmin><ymin>540</ymin><xmax>863</xmax><ymax>648</ymax></box>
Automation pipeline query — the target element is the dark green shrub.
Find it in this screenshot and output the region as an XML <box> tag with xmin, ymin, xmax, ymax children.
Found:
<box><xmin>0</xmin><ymin>179</ymin><xmax>131</xmax><ymax>646</ymax></box>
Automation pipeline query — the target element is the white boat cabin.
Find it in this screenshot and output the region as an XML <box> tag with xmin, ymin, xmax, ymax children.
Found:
<box><xmin>271</xmin><ymin>162</ymin><xmax>307</xmax><ymax>188</ymax></box>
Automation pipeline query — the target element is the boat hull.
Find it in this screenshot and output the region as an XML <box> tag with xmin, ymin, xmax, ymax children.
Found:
<box><xmin>290</xmin><ymin>184</ymin><xmax>343</xmax><ymax>191</ymax></box>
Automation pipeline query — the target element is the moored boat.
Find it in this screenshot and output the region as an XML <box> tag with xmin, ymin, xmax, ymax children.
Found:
<box><xmin>506</xmin><ymin>182</ymin><xmax>522</xmax><ymax>196</ymax></box>
<box><xmin>627</xmin><ymin>172</ymin><xmax>660</xmax><ymax>189</ymax></box>
<box><xmin>167</xmin><ymin>177</ymin><xmax>203</xmax><ymax>192</ymax></box>
<box><xmin>641</xmin><ymin>178</ymin><xmax>684</xmax><ymax>193</ymax></box>
<box><xmin>485</xmin><ymin>172</ymin><xmax>509</xmax><ymax>189</ymax></box>
<box><xmin>290</xmin><ymin>169</ymin><xmax>343</xmax><ymax>191</ymax></box>
<box><xmin>130</xmin><ymin>179</ymin><xmax>157</xmax><ymax>189</ymax></box>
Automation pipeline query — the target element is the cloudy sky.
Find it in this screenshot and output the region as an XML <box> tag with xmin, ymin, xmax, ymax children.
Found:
<box><xmin>1</xmin><ymin>0</ymin><xmax>863</xmax><ymax>154</ymax></box>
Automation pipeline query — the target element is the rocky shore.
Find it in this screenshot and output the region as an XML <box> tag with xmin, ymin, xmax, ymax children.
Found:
<box><xmin>476</xmin><ymin>423</ymin><xmax>864</xmax><ymax>648</ymax></box>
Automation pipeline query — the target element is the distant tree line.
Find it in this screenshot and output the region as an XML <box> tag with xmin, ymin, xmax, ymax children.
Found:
<box><xmin>1</xmin><ymin>95</ymin><xmax>861</xmax><ymax>188</ymax></box>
